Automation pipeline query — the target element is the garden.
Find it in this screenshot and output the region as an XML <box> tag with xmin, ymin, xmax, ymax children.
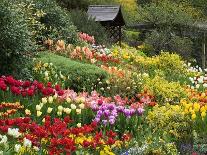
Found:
<box><xmin>1</xmin><ymin>0</ymin><xmax>207</xmax><ymax>154</ymax></box>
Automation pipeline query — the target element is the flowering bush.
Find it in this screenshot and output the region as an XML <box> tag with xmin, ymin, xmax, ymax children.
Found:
<box><xmin>147</xmin><ymin>104</ymin><xmax>193</xmax><ymax>149</ymax></box>
<box><xmin>143</xmin><ymin>75</ymin><xmax>187</xmax><ymax>103</ymax></box>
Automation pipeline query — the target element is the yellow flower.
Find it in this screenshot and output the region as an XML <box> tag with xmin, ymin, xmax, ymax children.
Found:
<box><xmin>43</xmin><ymin>63</ymin><xmax>49</xmax><ymax>67</ymax></box>
<box><xmin>79</xmin><ymin>103</ymin><xmax>85</xmax><ymax>109</ymax></box>
<box><xmin>200</xmin><ymin>106</ymin><xmax>206</xmax><ymax>113</ymax></box>
<box><xmin>194</xmin><ymin>103</ymin><xmax>200</xmax><ymax>112</ymax></box>
<box><xmin>66</xmin><ymin>98</ymin><xmax>71</xmax><ymax>103</ymax></box>
<box><xmin>47</xmin><ymin>107</ymin><xmax>53</xmax><ymax>113</ymax></box>
<box><xmin>37</xmin><ymin>111</ymin><xmax>42</xmax><ymax>117</ymax></box>
<box><xmin>25</xmin><ymin>109</ymin><xmax>31</xmax><ymax>115</ymax></box>
<box><xmin>201</xmin><ymin>112</ymin><xmax>206</xmax><ymax>118</ymax></box>
<box><xmin>36</xmin><ymin>105</ymin><xmax>42</xmax><ymax>111</ymax></box>
<box><xmin>42</xmin><ymin>118</ymin><xmax>45</xmax><ymax>123</ymax></box>
<box><xmin>48</xmin><ymin>96</ymin><xmax>53</xmax><ymax>103</ymax></box>
<box><xmin>57</xmin><ymin>111</ymin><xmax>62</xmax><ymax>116</ymax></box>
<box><xmin>76</xmin><ymin>109</ymin><xmax>81</xmax><ymax>114</ymax></box>
<box><xmin>42</xmin><ymin>97</ymin><xmax>47</xmax><ymax>104</ymax></box>
<box><xmin>58</xmin><ymin>106</ymin><xmax>63</xmax><ymax>112</ymax></box>
<box><xmin>64</xmin><ymin>108</ymin><xmax>71</xmax><ymax>114</ymax></box>
<box><xmin>191</xmin><ymin>113</ymin><xmax>196</xmax><ymax>120</ymax></box>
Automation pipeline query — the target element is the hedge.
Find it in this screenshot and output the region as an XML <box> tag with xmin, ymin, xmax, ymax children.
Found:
<box><xmin>38</xmin><ymin>52</ymin><xmax>108</xmax><ymax>92</ymax></box>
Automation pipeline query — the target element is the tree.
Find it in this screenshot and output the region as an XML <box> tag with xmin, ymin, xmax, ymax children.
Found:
<box><xmin>137</xmin><ymin>0</ymin><xmax>201</xmax><ymax>60</ymax></box>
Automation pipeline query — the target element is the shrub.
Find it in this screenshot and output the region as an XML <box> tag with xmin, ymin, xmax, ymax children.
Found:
<box><xmin>0</xmin><ymin>0</ymin><xmax>35</xmax><ymax>78</ymax></box>
<box><xmin>147</xmin><ymin>104</ymin><xmax>193</xmax><ymax>152</ymax></box>
<box><xmin>143</xmin><ymin>75</ymin><xmax>187</xmax><ymax>103</ymax></box>
<box><xmin>38</xmin><ymin>52</ymin><xmax>108</xmax><ymax>92</ymax></box>
<box><xmin>70</xmin><ymin>10</ymin><xmax>108</xmax><ymax>45</ymax></box>
<box><xmin>133</xmin><ymin>52</ymin><xmax>188</xmax><ymax>83</ymax></box>
<box><xmin>35</xmin><ymin>0</ymin><xmax>78</xmax><ymax>44</ymax></box>
<box><xmin>137</xmin><ymin>0</ymin><xmax>199</xmax><ymax>60</ymax></box>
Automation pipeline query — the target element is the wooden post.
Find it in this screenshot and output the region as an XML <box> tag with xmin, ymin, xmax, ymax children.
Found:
<box><xmin>202</xmin><ymin>32</ymin><xmax>206</xmax><ymax>69</ymax></box>
<box><xmin>119</xmin><ymin>25</ymin><xmax>121</xmax><ymax>47</ymax></box>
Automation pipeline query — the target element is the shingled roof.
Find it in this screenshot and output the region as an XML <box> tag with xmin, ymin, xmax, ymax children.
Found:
<box><xmin>87</xmin><ymin>5</ymin><xmax>125</xmax><ymax>26</ymax></box>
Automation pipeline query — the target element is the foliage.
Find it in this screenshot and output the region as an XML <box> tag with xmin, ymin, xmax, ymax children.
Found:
<box><xmin>145</xmin><ymin>30</ymin><xmax>193</xmax><ymax>59</ymax></box>
<box><xmin>147</xmin><ymin>104</ymin><xmax>193</xmax><ymax>143</ymax></box>
<box><xmin>70</xmin><ymin>10</ymin><xmax>108</xmax><ymax>44</ymax></box>
<box><xmin>32</xmin><ymin>60</ymin><xmax>70</xmax><ymax>88</ymax></box>
<box><xmin>143</xmin><ymin>75</ymin><xmax>186</xmax><ymax>103</ymax></box>
<box><xmin>133</xmin><ymin>52</ymin><xmax>189</xmax><ymax>82</ymax></box>
<box><xmin>35</xmin><ymin>0</ymin><xmax>78</xmax><ymax>44</ymax></box>
<box><xmin>38</xmin><ymin>52</ymin><xmax>108</xmax><ymax>92</ymax></box>
<box><xmin>137</xmin><ymin>0</ymin><xmax>200</xmax><ymax>60</ymax></box>
<box><xmin>57</xmin><ymin>0</ymin><xmax>139</xmax><ymax>24</ymax></box>
<box><xmin>0</xmin><ymin>0</ymin><xmax>35</xmax><ymax>78</ymax></box>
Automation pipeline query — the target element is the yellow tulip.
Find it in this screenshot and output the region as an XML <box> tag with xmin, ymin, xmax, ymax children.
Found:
<box><xmin>191</xmin><ymin>114</ymin><xmax>196</xmax><ymax>120</ymax></box>
<box><xmin>201</xmin><ymin>112</ymin><xmax>206</xmax><ymax>118</ymax></box>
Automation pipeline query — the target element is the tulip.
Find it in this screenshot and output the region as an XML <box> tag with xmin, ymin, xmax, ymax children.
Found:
<box><xmin>77</xmin><ymin>123</ymin><xmax>81</xmax><ymax>128</ymax></box>
<box><xmin>36</xmin><ymin>105</ymin><xmax>41</xmax><ymax>111</ymax></box>
<box><xmin>71</xmin><ymin>104</ymin><xmax>76</xmax><ymax>110</ymax></box>
<box><xmin>37</xmin><ymin>111</ymin><xmax>42</xmax><ymax>117</ymax></box>
<box><xmin>47</xmin><ymin>107</ymin><xmax>53</xmax><ymax>113</ymax></box>
<box><xmin>64</xmin><ymin>108</ymin><xmax>71</xmax><ymax>114</ymax></box>
<box><xmin>48</xmin><ymin>96</ymin><xmax>53</xmax><ymax>103</ymax></box>
<box><xmin>42</xmin><ymin>97</ymin><xmax>47</xmax><ymax>104</ymax></box>
<box><xmin>58</xmin><ymin>106</ymin><xmax>63</xmax><ymax>112</ymax></box>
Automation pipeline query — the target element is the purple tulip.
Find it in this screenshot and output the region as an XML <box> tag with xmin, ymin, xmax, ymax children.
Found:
<box><xmin>102</xmin><ymin>120</ymin><xmax>108</xmax><ymax>125</ymax></box>
<box><xmin>137</xmin><ymin>107</ymin><xmax>145</xmax><ymax>115</ymax></box>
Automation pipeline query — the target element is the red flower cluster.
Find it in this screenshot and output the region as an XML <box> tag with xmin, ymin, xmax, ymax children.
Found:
<box><xmin>0</xmin><ymin>116</ymin><xmax>98</xmax><ymax>155</ymax></box>
<box><xmin>0</xmin><ymin>76</ymin><xmax>64</xmax><ymax>97</ymax></box>
<box><xmin>93</xmin><ymin>53</ymin><xmax>120</xmax><ymax>64</ymax></box>
<box><xmin>0</xmin><ymin>116</ymin><xmax>129</xmax><ymax>154</ymax></box>
<box><xmin>78</xmin><ymin>32</ymin><xmax>95</xmax><ymax>44</ymax></box>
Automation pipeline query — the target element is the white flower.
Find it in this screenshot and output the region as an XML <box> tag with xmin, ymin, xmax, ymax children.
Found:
<box><xmin>0</xmin><ymin>135</ymin><xmax>7</xmax><ymax>145</ymax></box>
<box><xmin>58</xmin><ymin>106</ymin><xmax>63</xmax><ymax>112</ymax></box>
<box><xmin>188</xmin><ymin>62</ymin><xmax>191</xmax><ymax>67</ymax></box>
<box><xmin>199</xmin><ymin>67</ymin><xmax>203</xmax><ymax>72</ymax></box>
<box><xmin>48</xmin><ymin>96</ymin><xmax>53</xmax><ymax>103</ymax></box>
<box><xmin>203</xmin><ymin>83</ymin><xmax>207</xmax><ymax>88</ymax></box>
<box><xmin>8</xmin><ymin>128</ymin><xmax>21</xmax><ymax>138</ymax></box>
<box><xmin>77</xmin><ymin>123</ymin><xmax>81</xmax><ymax>128</ymax></box>
<box><xmin>23</xmin><ymin>138</ymin><xmax>32</xmax><ymax>148</ymax></box>
<box><xmin>142</xmin><ymin>73</ymin><xmax>149</xmax><ymax>77</ymax></box>
<box><xmin>14</xmin><ymin>144</ymin><xmax>21</xmax><ymax>153</ymax></box>
<box><xmin>198</xmin><ymin>78</ymin><xmax>204</xmax><ymax>84</ymax></box>
<box><xmin>196</xmin><ymin>84</ymin><xmax>200</xmax><ymax>89</ymax></box>
<box><xmin>44</xmin><ymin>71</ymin><xmax>49</xmax><ymax>77</ymax></box>
<box><xmin>36</xmin><ymin>105</ymin><xmax>42</xmax><ymax>111</ymax></box>
<box><xmin>33</xmin><ymin>146</ymin><xmax>40</xmax><ymax>151</ymax></box>
<box><xmin>71</xmin><ymin>104</ymin><xmax>76</xmax><ymax>110</ymax></box>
